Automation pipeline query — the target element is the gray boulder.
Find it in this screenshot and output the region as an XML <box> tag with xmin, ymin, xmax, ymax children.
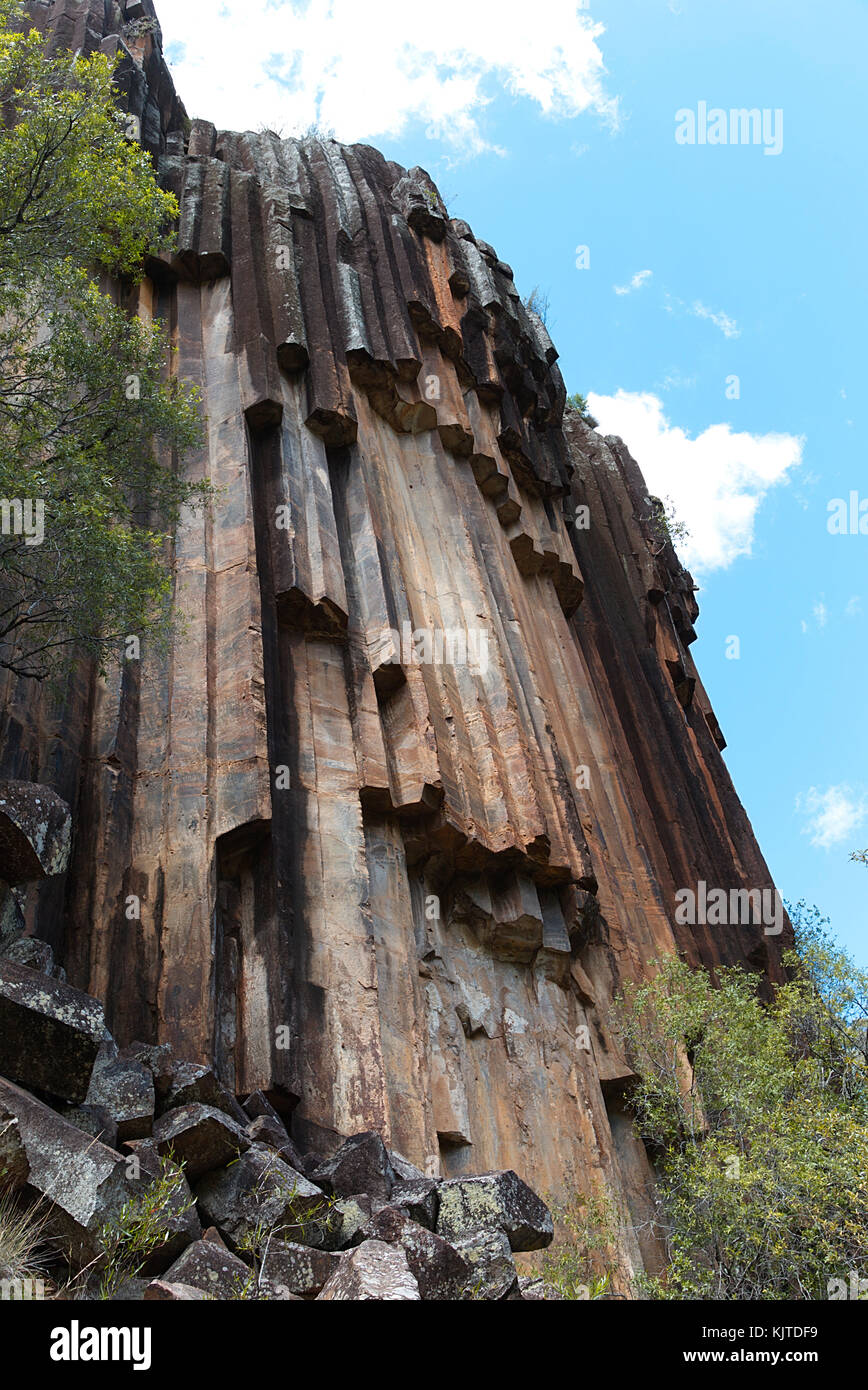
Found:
<box><xmin>260</xmin><ymin>1241</ymin><xmax>342</xmax><ymax>1298</ymax></box>
<box><xmin>362</xmin><ymin>1205</ymin><xmax>469</xmax><ymax>1299</ymax></box>
<box><xmin>451</xmin><ymin>1227</ymin><xmax>517</xmax><ymax>1299</ymax></box>
<box><xmin>85</xmin><ymin>1051</ymin><xmax>155</xmax><ymax>1142</ymax></box>
<box><xmin>0</xmin><ymin>959</ymin><xmax>106</xmax><ymax>1104</ymax></box>
<box><xmin>194</xmin><ymin>1143</ymin><xmax>332</xmax><ymax>1250</ymax></box>
<box><xmin>152</xmin><ymin>1104</ymin><xmax>250</xmax><ymax>1181</ymax></box>
<box><xmin>316</xmin><ymin>1239</ymin><xmax>420</xmax><ymax>1301</ymax></box>
<box><xmin>436</xmin><ymin>1170</ymin><xmax>554</xmax><ymax>1252</ymax></box>
<box><xmin>310</xmin><ymin>1131</ymin><xmax>397</xmax><ymax>1201</ymax></box>
<box><xmin>161</xmin><ymin>1236</ymin><xmax>251</xmax><ymax>1299</ymax></box>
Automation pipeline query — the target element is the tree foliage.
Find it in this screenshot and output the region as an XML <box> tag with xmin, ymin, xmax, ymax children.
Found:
<box><xmin>0</xmin><ymin>1</ymin><xmax>204</xmax><ymax>680</ymax></box>
<box><xmin>613</xmin><ymin>916</ymin><xmax>868</xmax><ymax>1299</ymax></box>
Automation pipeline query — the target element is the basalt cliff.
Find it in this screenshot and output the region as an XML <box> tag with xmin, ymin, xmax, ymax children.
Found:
<box><xmin>0</xmin><ymin>0</ymin><xmax>790</xmax><ymax>1286</ymax></box>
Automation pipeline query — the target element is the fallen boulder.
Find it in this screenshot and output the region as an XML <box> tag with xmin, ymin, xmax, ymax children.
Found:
<box><xmin>436</xmin><ymin>1170</ymin><xmax>554</xmax><ymax>1252</ymax></box>
<box><xmin>260</xmin><ymin>1241</ymin><xmax>342</xmax><ymax>1298</ymax></box>
<box><xmin>152</xmin><ymin>1104</ymin><xmax>250</xmax><ymax>1181</ymax></box>
<box><xmin>362</xmin><ymin>1205</ymin><xmax>469</xmax><ymax>1300</ymax></box>
<box><xmin>161</xmin><ymin>1236</ymin><xmax>251</xmax><ymax>1299</ymax></box>
<box><xmin>451</xmin><ymin>1227</ymin><xmax>517</xmax><ymax>1300</ymax></box>
<box><xmin>0</xmin><ymin>1076</ymin><xmax>129</xmax><ymax>1265</ymax></box>
<box><xmin>194</xmin><ymin>1143</ymin><xmax>333</xmax><ymax>1250</ymax></box>
<box><xmin>86</xmin><ymin>1053</ymin><xmax>155</xmax><ymax>1143</ymax></box>
<box><xmin>316</xmin><ymin>1239</ymin><xmax>420</xmax><ymax>1301</ymax></box>
<box><xmin>0</xmin><ymin>960</ymin><xmax>106</xmax><ymax>1104</ymax></box>
<box><xmin>310</xmin><ymin>1131</ymin><xmax>397</xmax><ymax>1201</ymax></box>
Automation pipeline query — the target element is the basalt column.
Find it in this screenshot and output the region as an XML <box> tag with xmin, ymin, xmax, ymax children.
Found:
<box><xmin>0</xmin><ymin>2</ymin><xmax>791</xmax><ymax>1261</ymax></box>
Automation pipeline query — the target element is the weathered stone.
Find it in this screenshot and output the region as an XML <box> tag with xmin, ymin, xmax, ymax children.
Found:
<box><xmin>260</xmin><ymin>1241</ymin><xmax>342</xmax><ymax>1298</ymax></box>
<box><xmin>316</xmin><ymin>1239</ymin><xmax>421</xmax><ymax>1301</ymax></box>
<box><xmin>144</xmin><ymin>1279</ymin><xmax>208</xmax><ymax>1301</ymax></box>
<box><xmin>86</xmin><ymin>1053</ymin><xmax>155</xmax><ymax>1142</ymax></box>
<box><xmin>1</xmin><ymin>937</ymin><xmax>56</xmax><ymax>976</ymax></box>
<box><xmin>330</xmin><ymin>1194</ymin><xmax>379</xmax><ymax>1249</ymax></box>
<box><xmin>0</xmin><ymin>781</ymin><xmax>71</xmax><ymax>885</ymax></box>
<box><xmin>388</xmin><ymin>1149</ymin><xmax>428</xmax><ymax>1183</ymax></box>
<box><xmin>436</xmin><ymin>1171</ymin><xmax>554</xmax><ymax>1252</ymax></box>
<box><xmin>61</xmin><ymin>1104</ymin><xmax>119</xmax><ymax>1150</ymax></box>
<box><xmin>390</xmin><ymin>1177</ymin><xmax>438</xmax><ymax>1229</ymax></box>
<box><xmin>451</xmin><ymin>1227</ymin><xmax>517</xmax><ymax>1300</ymax></box>
<box><xmin>0</xmin><ymin>1076</ymin><xmax>129</xmax><ymax>1265</ymax></box>
<box><xmin>161</xmin><ymin>1061</ymin><xmax>248</xmax><ymax>1125</ymax></box>
<box><xmin>363</xmin><ymin>1205</ymin><xmax>469</xmax><ymax>1300</ymax></box>
<box><xmin>118</xmin><ymin>1043</ymin><xmax>175</xmax><ymax>1104</ymax></box>
<box><xmin>0</xmin><ymin>960</ymin><xmax>106</xmax><ymax>1104</ymax></box>
<box><xmin>152</xmin><ymin>1104</ymin><xmax>250</xmax><ymax>1181</ymax></box>
<box><xmin>246</xmin><ymin>1113</ymin><xmax>289</xmax><ymax>1150</ymax></box>
<box><xmin>194</xmin><ymin>1143</ymin><xmax>332</xmax><ymax>1250</ymax></box>
<box><xmin>0</xmin><ymin>1105</ymin><xmax>28</xmax><ymax>1189</ymax></box>
<box><xmin>161</xmin><ymin>1237</ymin><xmax>251</xmax><ymax>1299</ymax></box>
<box><xmin>311</xmin><ymin>1131</ymin><xmax>397</xmax><ymax>1201</ymax></box>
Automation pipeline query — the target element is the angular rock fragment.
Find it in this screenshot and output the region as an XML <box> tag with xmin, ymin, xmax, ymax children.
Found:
<box><xmin>0</xmin><ymin>781</ymin><xmax>71</xmax><ymax>885</ymax></box>
<box><xmin>260</xmin><ymin>1240</ymin><xmax>342</xmax><ymax>1298</ymax></box>
<box><xmin>161</xmin><ymin>1237</ymin><xmax>252</xmax><ymax>1299</ymax></box>
<box><xmin>436</xmin><ymin>1170</ymin><xmax>554</xmax><ymax>1252</ymax></box>
<box><xmin>118</xmin><ymin>1043</ymin><xmax>175</xmax><ymax>1105</ymax></box>
<box><xmin>316</xmin><ymin>1239</ymin><xmax>421</xmax><ymax>1300</ymax></box>
<box><xmin>61</xmin><ymin>1104</ymin><xmax>119</xmax><ymax>1150</ymax></box>
<box><xmin>152</xmin><ymin>1104</ymin><xmax>250</xmax><ymax>1181</ymax></box>
<box><xmin>161</xmin><ymin>1061</ymin><xmax>248</xmax><ymax>1125</ymax></box>
<box><xmin>194</xmin><ymin>1143</ymin><xmax>333</xmax><ymax>1250</ymax></box>
<box><xmin>362</xmin><ymin>1205</ymin><xmax>469</xmax><ymax>1300</ymax></box>
<box><xmin>1</xmin><ymin>937</ymin><xmax>56</xmax><ymax>976</ymax></box>
<box><xmin>0</xmin><ymin>1077</ymin><xmax>129</xmax><ymax>1265</ymax></box>
<box><xmin>390</xmin><ymin>1177</ymin><xmax>438</xmax><ymax>1229</ymax></box>
<box><xmin>246</xmin><ymin>1113</ymin><xmax>290</xmax><ymax>1150</ymax></box>
<box><xmin>0</xmin><ymin>960</ymin><xmax>106</xmax><ymax>1104</ymax></box>
<box><xmin>86</xmin><ymin>1053</ymin><xmax>155</xmax><ymax>1142</ymax></box>
<box><xmin>144</xmin><ymin>1280</ymin><xmax>208</xmax><ymax>1301</ymax></box>
<box><xmin>311</xmin><ymin>1131</ymin><xmax>397</xmax><ymax>1201</ymax></box>
<box><xmin>451</xmin><ymin>1227</ymin><xmax>517</xmax><ymax>1300</ymax></box>
<box><xmin>117</xmin><ymin>1138</ymin><xmax>202</xmax><ymax>1274</ymax></box>
<box><xmin>388</xmin><ymin>1149</ymin><xmax>428</xmax><ymax>1183</ymax></box>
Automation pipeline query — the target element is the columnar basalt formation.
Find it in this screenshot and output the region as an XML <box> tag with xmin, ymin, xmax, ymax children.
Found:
<box><xmin>1</xmin><ymin>0</ymin><xmax>790</xmax><ymax>1281</ymax></box>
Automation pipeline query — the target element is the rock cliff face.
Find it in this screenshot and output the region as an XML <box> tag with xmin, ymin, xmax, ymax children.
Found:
<box><xmin>1</xmin><ymin>0</ymin><xmax>789</xmax><ymax>1279</ymax></box>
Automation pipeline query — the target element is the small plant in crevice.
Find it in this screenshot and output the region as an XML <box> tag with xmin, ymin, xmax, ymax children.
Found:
<box><xmin>96</xmin><ymin>1150</ymin><xmax>194</xmax><ymax>1300</ymax></box>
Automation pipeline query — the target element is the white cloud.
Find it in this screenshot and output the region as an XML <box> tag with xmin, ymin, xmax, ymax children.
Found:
<box><xmin>614</xmin><ymin>269</ymin><xmax>652</xmax><ymax>296</ymax></box>
<box><xmin>691</xmin><ymin>300</ymin><xmax>740</xmax><ymax>339</ymax></box>
<box><xmin>155</xmin><ymin>0</ymin><xmax>618</xmax><ymax>155</ymax></box>
<box><xmin>846</xmin><ymin>595</ymin><xmax>861</xmax><ymax>617</ymax></box>
<box><xmin>812</xmin><ymin>599</ymin><xmax>828</xmax><ymax>628</ymax></box>
<box><xmin>586</xmin><ymin>390</ymin><xmax>804</xmax><ymax>573</ymax></box>
<box><xmin>796</xmin><ymin>786</ymin><xmax>868</xmax><ymax>850</ymax></box>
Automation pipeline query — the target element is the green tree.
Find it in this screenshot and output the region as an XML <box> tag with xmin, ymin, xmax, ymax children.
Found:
<box><xmin>566</xmin><ymin>391</ymin><xmax>598</xmax><ymax>430</ymax></box>
<box><xmin>614</xmin><ymin>919</ymin><xmax>868</xmax><ymax>1300</ymax></box>
<box><xmin>0</xmin><ymin>1</ymin><xmax>204</xmax><ymax>681</ymax></box>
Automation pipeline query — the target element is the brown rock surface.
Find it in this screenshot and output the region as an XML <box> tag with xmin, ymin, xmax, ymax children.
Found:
<box><xmin>0</xmin><ymin>0</ymin><xmax>793</xmax><ymax>1285</ymax></box>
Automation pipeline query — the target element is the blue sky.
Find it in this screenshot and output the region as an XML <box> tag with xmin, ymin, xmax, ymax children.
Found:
<box><xmin>158</xmin><ymin>0</ymin><xmax>868</xmax><ymax>965</ymax></box>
